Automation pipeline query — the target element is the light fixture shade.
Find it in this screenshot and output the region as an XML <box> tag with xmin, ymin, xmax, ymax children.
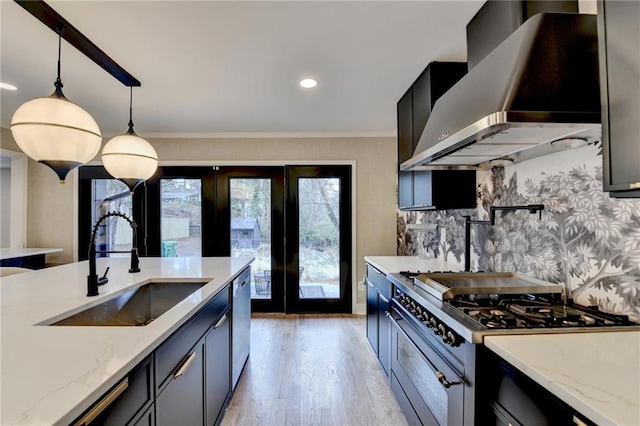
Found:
<box><xmin>10</xmin><ymin>93</ymin><xmax>102</xmax><ymax>182</ymax></box>
<box><xmin>101</xmin><ymin>132</ymin><xmax>158</xmax><ymax>192</ymax></box>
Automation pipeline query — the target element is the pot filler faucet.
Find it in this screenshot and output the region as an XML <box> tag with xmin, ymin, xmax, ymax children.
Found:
<box><xmin>87</xmin><ymin>211</ymin><xmax>140</xmax><ymax>297</ymax></box>
<box><xmin>463</xmin><ymin>204</ymin><xmax>545</xmax><ymax>272</ymax></box>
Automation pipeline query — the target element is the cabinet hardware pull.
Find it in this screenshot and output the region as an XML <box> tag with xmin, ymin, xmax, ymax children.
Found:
<box><xmin>573</xmin><ymin>416</ymin><xmax>588</xmax><ymax>426</ymax></box>
<box><xmin>214</xmin><ymin>313</ymin><xmax>228</xmax><ymax>330</ymax></box>
<box><xmin>174</xmin><ymin>351</ymin><xmax>197</xmax><ymax>379</ymax></box>
<box><xmin>367</xmin><ymin>281</ymin><xmax>375</xmax><ymax>288</ymax></box>
<box><xmin>379</xmin><ymin>294</ymin><xmax>389</xmax><ymax>303</ymax></box>
<box><xmin>388</xmin><ymin>313</ymin><xmax>462</xmax><ymax>390</ymax></box>
<box><xmin>240</xmin><ymin>279</ymin><xmax>248</xmax><ymax>288</ymax></box>
<box><xmin>75</xmin><ymin>377</ymin><xmax>129</xmax><ymax>425</ymax></box>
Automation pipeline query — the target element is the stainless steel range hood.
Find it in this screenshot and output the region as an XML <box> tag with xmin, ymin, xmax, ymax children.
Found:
<box><xmin>401</xmin><ymin>13</ymin><xmax>601</xmax><ymax>171</ymax></box>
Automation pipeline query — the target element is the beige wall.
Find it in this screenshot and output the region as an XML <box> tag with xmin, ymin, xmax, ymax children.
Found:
<box><xmin>1</xmin><ymin>128</ymin><xmax>398</xmax><ymax>307</ymax></box>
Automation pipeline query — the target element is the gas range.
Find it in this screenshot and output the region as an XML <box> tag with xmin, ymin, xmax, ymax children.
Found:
<box><xmin>390</xmin><ymin>270</ymin><xmax>640</xmax><ymax>345</ymax></box>
<box><xmin>449</xmin><ymin>294</ymin><xmax>636</xmax><ymax>329</ymax></box>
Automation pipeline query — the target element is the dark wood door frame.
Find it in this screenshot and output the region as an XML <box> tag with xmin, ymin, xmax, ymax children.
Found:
<box><xmin>285</xmin><ymin>165</ymin><xmax>352</xmax><ymax>314</ymax></box>
<box><xmin>215</xmin><ymin>167</ymin><xmax>286</xmax><ymax>313</ymax></box>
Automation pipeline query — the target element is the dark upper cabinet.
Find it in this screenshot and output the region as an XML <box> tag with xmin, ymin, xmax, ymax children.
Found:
<box><xmin>397</xmin><ymin>62</ymin><xmax>476</xmax><ymax>210</ymax></box>
<box><xmin>598</xmin><ymin>0</ymin><xmax>640</xmax><ymax>198</ymax></box>
<box><xmin>466</xmin><ymin>0</ymin><xmax>578</xmax><ymax>70</ymax></box>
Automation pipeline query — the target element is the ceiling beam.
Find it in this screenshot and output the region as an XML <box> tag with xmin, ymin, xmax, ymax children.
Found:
<box><xmin>14</xmin><ymin>0</ymin><xmax>141</xmax><ymax>87</ymax></box>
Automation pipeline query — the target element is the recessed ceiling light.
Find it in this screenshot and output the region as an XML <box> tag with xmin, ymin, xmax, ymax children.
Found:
<box><xmin>300</xmin><ymin>78</ymin><xmax>317</xmax><ymax>89</ymax></box>
<box><xmin>487</xmin><ymin>157</ymin><xmax>514</xmax><ymax>167</ymax></box>
<box><xmin>0</xmin><ymin>82</ymin><xmax>17</xmax><ymax>91</ymax></box>
<box><xmin>551</xmin><ymin>137</ymin><xmax>588</xmax><ymax>149</ymax></box>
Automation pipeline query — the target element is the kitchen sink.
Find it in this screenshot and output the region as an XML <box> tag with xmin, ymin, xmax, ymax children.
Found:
<box><xmin>50</xmin><ymin>281</ymin><xmax>209</xmax><ymax>326</ymax></box>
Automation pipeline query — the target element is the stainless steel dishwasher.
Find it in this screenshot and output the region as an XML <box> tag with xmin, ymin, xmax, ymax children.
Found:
<box><xmin>232</xmin><ymin>267</ymin><xmax>251</xmax><ymax>389</ymax></box>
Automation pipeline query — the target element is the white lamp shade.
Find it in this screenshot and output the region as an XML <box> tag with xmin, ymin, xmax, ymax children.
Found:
<box><xmin>10</xmin><ymin>95</ymin><xmax>102</xmax><ymax>181</ymax></box>
<box><xmin>101</xmin><ymin>133</ymin><xmax>158</xmax><ymax>191</ymax></box>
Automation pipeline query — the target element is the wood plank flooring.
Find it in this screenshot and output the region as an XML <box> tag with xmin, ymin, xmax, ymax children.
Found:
<box><xmin>221</xmin><ymin>314</ymin><xmax>408</xmax><ymax>426</ymax></box>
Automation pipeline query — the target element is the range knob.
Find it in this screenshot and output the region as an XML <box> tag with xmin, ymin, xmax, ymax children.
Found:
<box><xmin>445</xmin><ymin>331</ymin><xmax>460</xmax><ymax>347</ymax></box>
<box><xmin>429</xmin><ymin>317</ymin><xmax>439</xmax><ymax>331</ymax></box>
<box><xmin>437</xmin><ymin>324</ymin><xmax>447</xmax><ymax>338</ymax></box>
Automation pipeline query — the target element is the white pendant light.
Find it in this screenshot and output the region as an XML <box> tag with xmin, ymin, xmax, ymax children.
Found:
<box><xmin>10</xmin><ymin>31</ymin><xmax>101</xmax><ymax>183</ymax></box>
<box><xmin>101</xmin><ymin>86</ymin><xmax>158</xmax><ymax>193</ymax></box>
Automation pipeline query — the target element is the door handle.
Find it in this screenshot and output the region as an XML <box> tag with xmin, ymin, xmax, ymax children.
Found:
<box><xmin>75</xmin><ymin>378</ymin><xmax>128</xmax><ymax>425</ymax></box>
<box><xmin>214</xmin><ymin>311</ymin><xmax>229</xmax><ymax>329</ymax></box>
<box><xmin>174</xmin><ymin>351</ymin><xmax>197</xmax><ymax>379</ymax></box>
<box><xmin>388</xmin><ymin>313</ymin><xmax>462</xmax><ymax>390</ymax></box>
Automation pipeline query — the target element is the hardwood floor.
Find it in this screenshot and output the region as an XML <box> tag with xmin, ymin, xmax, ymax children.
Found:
<box><xmin>221</xmin><ymin>314</ymin><xmax>408</xmax><ymax>426</ymax></box>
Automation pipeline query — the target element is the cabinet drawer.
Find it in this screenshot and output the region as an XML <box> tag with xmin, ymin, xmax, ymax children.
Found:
<box><xmin>155</xmin><ymin>286</ymin><xmax>229</xmax><ymax>391</ymax></box>
<box><xmin>366</xmin><ymin>264</ymin><xmax>391</xmax><ymax>300</ymax></box>
<box><xmin>391</xmin><ymin>372</ymin><xmax>421</xmax><ymax>426</ymax></box>
<box><xmin>130</xmin><ymin>404</ymin><xmax>154</xmax><ymax>426</ymax></box>
<box><xmin>72</xmin><ymin>356</ymin><xmax>152</xmax><ymax>426</ymax></box>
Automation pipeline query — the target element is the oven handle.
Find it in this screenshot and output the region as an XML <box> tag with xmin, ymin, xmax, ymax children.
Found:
<box><xmin>388</xmin><ymin>312</ymin><xmax>462</xmax><ymax>389</ymax></box>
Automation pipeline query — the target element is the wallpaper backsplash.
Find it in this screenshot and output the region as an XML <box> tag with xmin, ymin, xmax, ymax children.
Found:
<box><xmin>397</xmin><ymin>144</ymin><xmax>640</xmax><ymax>321</ymax></box>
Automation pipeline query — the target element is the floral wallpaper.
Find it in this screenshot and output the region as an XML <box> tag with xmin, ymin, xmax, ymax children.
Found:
<box><xmin>397</xmin><ymin>144</ymin><xmax>640</xmax><ymax>321</ymax></box>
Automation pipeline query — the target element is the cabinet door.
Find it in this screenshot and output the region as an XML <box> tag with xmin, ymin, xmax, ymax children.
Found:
<box><xmin>398</xmin><ymin>172</ymin><xmax>414</xmax><ymax>210</ymax></box>
<box><xmin>377</xmin><ymin>293</ymin><xmax>391</xmax><ymax>377</ymax></box>
<box><xmin>599</xmin><ymin>0</ymin><xmax>640</xmax><ymax>194</ymax></box>
<box><xmin>156</xmin><ymin>344</ymin><xmax>204</xmax><ymax>426</ymax></box>
<box><xmin>206</xmin><ymin>308</ymin><xmax>231</xmax><ymax>425</ymax></box>
<box><xmin>366</xmin><ymin>280</ymin><xmax>379</xmax><ymax>355</ymax></box>
<box><xmin>412</xmin><ymin>170</ymin><xmax>434</xmax><ymax>209</ymax></box>
<box><xmin>131</xmin><ymin>404</ymin><xmax>154</xmax><ymax>426</ymax></box>
<box><xmin>232</xmin><ymin>268</ymin><xmax>251</xmax><ymax>389</ymax></box>
<box><xmin>398</xmin><ymin>89</ymin><xmax>414</xmax><ymax>164</ymax></box>
<box><xmin>72</xmin><ymin>357</ymin><xmax>152</xmax><ymax>426</ymax></box>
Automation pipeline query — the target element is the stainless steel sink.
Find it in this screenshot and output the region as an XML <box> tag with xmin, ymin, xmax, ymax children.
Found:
<box><xmin>51</xmin><ymin>281</ymin><xmax>209</xmax><ymax>326</ymax></box>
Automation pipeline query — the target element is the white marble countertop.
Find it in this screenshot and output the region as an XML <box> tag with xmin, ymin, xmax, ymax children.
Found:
<box><xmin>0</xmin><ymin>256</ymin><xmax>253</xmax><ymax>426</ymax></box>
<box><xmin>0</xmin><ymin>247</ymin><xmax>63</xmax><ymax>260</ymax></box>
<box><xmin>485</xmin><ymin>332</ymin><xmax>640</xmax><ymax>426</ymax></box>
<box><xmin>364</xmin><ymin>255</ymin><xmax>461</xmax><ymax>275</ymax></box>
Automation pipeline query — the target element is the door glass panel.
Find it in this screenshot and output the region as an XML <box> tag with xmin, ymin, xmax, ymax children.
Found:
<box><xmin>298</xmin><ymin>178</ymin><xmax>340</xmax><ymax>299</ymax></box>
<box><xmin>160</xmin><ymin>179</ymin><xmax>202</xmax><ymax>257</ymax></box>
<box><xmin>229</xmin><ymin>178</ymin><xmax>271</xmax><ymax>300</ymax></box>
<box><xmin>91</xmin><ymin>180</ymin><xmax>132</xmax><ymax>257</ymax></box>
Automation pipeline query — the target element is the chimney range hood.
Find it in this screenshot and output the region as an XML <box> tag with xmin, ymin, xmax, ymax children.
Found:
<box><xmin>401</xmin><ymin>13</ymin><xmax>601</xmax><ymax>171</ymax></box>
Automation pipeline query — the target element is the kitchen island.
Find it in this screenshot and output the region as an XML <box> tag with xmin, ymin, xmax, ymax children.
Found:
<box><xmin>0</xmin><ymin>247</ymin><xmax>63</xmax><ymax>268</ymax></box>
<box><xmin>0</xmin><ymin>256</ymin><xmax>252</xmax><ymax>425</ymax></box>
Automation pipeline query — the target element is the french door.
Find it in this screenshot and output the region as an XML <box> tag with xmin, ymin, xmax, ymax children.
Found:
<box><xmin>214</xmin><ymin>167</ymin><xmax>285</xmax><ymax>312</ymax></box>
<box><xmin>285</xmin><ymin>166</ymin><xmax>352</xmax><ymax>313</ymax></box>
<box><xmin>78</xmin><ymin>165</ymin><xmax>351</xmax><ymax>313</ymax></box>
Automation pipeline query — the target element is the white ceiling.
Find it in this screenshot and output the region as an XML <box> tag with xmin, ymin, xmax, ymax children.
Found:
<box><xmin>1</xmin><ymin>1</ymin><xmax>485</xmax><ymax>138</ymax></box>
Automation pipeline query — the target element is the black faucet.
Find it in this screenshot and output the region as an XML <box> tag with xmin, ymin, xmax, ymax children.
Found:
<box><xmin>87</xmin><ymin>212</ymin><xmax>140</xmax><ymax>297</ymax></box>
<box><xmin>462</xmin><ymin>204</ymin><xmax>545</xmax><ymax>272</ymax></box>
<box><xmin>489</xmin><ymin>204</ymin><xmax>545</xmax><ymax>225</ymax></box>
<box><xmin>462</xmin><ymin>215</ymin><xmax>490</xmax><ymax>272</ymax></box>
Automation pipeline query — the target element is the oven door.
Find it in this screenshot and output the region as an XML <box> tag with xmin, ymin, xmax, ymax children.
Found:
<box><xmin>389</xmin><ymin>307</ymin><xmax>464</xmax><ymax>426</ymax></box>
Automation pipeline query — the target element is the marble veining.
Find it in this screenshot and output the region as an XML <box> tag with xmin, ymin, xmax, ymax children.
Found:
<box><xmin>485</xmin><ymin>332</ymin><xmax>640</xmax><ymax>426</ymax></box>
<box><xmin>0</xmin><ymin>256</ymin><xmax>252</xmax><ymax>425</ymax></box>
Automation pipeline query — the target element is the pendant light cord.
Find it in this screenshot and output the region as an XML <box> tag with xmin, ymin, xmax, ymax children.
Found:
<box><xmin>128</xmin><ymin>85</ymin><xmax>135</xmax><ymax>134</ymax></box>
<box><xmin>54</xmin><ymin>28</ymin><xmax>64</xmax><ymax>95</ymax></box>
